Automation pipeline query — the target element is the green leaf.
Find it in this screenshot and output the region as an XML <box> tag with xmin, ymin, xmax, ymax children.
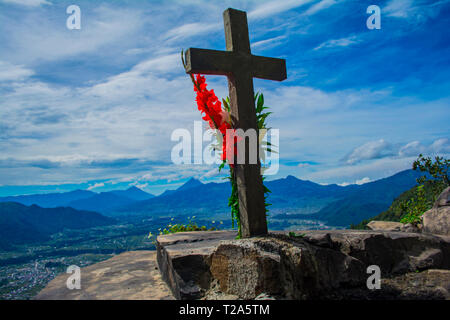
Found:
<box><xmin>258</xmin><ymin>112</ymin><xmax>272</xmax><ymax>127</ymax></box>
<box><xmin>259</xmin><ymin>112</ymin><xmax>272</xmax><ymax>124</ymax></box>
<box><xmin>222</xmin><ymin>98</ymin><xmax>230</xmax><ymax>112</ymax></box>
<box><xmin>256</xmin><ymin>93</ymin><xmax>264</xmax><ymax>113</ymax></box>
<box><xmin>264</xmin><ymin>148</ymin><xmax>278</xmax><ymax>154</ymax></box>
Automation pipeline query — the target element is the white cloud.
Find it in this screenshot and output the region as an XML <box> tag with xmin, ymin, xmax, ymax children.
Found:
<box><xmin>314</xmin><ymin>35</ymin><xmax>360</xmax><ymax>51</ymax></box>
<box><xmin>343</xmin><ymin>138</ymin><xmax>450</xmax><ymax>165</ymax></box>
<box><xmin>87</xmin><ymin>182</ymin><xmax>104</xmax><ymax>190</ymax></box>
<box><xmin>248</xmin><ymin>0</ymin><xmax>314</xmax><ymax>20</ymax></box>
<box><xmin>343</xmin><ymin>139</ymin><xmax>395</xmax><ymax>165</ymax></box>
<box><xmin>384</xmin><ymin>0</ymin><xmax>415</xmax><ymax>18</ymax></box>
<box><xmin>83</xmin><ymin>53</ymin><xmax>184</xmax><ymax>101</ymax></box>
<box><xmin>252</xmin><ymin>35</ymin><xmax>287</xmax><ymax>50</ymax></box>
<box><xmin>304</xmin><ymin>137</ymin><xmax>450</xmax><ymax>186</ymax></box>
<box><xmin>430</xmin><ymin>138</ymin><xmax>450</xmax><ymax>153</ymax></box>
<box><xmin>0</xmin><ymin>53</ymin><xmax>201</xmax><ymax>186</ymax></box>
<box><xmin>384</xmin><ymin>0</ymin><xmax>449</xmax><ymax>21</ymax></box>
<box><xmin>269</xmin><ymin>85</ymin><xmax>357</xmax><ymax>113</ymax></box>
<box><xmin>304</xmin><ymin>0</ymin><xmax>337</xmax><ymax>16</ymax></box>
<box><xmin>398</xmin><ymin>140</ymin><xmax>426</xmax><ymax>157</ymax></box>
<box><xmin>202</xmin><ymin>168</ymin><xmax>219</xmax><ymax>178</ymax></box>
<box><xmin>163</xmin><ymin>22</ymin><xmax>221</xmax><ymax>42</ymax></box>
<box><xmin>130</xmin><ymin>182</ymin><xmax>148</xmax><ymax>190</ymax></box>
<box><xmin>135</xmin><ymin>165</ymin><xmax>220</xmax><ymax>184</ymax></box>
<box><xmin>397</xmin><ymin>138</ymin><xmax>450</xmax><ymax>158</ymax></box>
<box><xmin>297</xmin><ymin>163</ymin><xmax>311</xmax><ymax>168</ymax></box>
<box><xmin>307</xmin><ymin>157</ymin><xmax>416</xmax><ymax>185</ymax></box>
<box><xmin>338</xmin><ymin>177</ymin><xmax>370</xmax><ymax>186</ymax></box>
<box><xmin>355</xmin><ymin>177</ymin><xmax>371</xmax><ymax>185</ymax></box>
<box><xmin>1</xmin><ymin>0</ymin><xmax>50</xmax><ymax>7</ymax></box>
<box><xmin>132</xmin><ymin>53</ymin><xmax>182</xmax><ymax>74</ymax></box>
<box><xmin>0</xmin><ymin>61</ymin><xmax>34</xmax><ymax>82</ymax></box>
<box><xmin>0</xmin><ymin>5</ymin><xmax>144</xmax><ymax>64</ymax></box>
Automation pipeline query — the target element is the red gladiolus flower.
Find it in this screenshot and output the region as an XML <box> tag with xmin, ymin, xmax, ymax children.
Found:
<box><xmin>192</xmin><ymin>74</ymin><xmax>237</xmax><ymax>165</ymax></box>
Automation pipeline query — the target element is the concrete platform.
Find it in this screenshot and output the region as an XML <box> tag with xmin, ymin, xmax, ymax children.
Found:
<box><xmin>35</xmin><ymin>251</ymin><xmax>174</xmax><ymax>300</ymax></box>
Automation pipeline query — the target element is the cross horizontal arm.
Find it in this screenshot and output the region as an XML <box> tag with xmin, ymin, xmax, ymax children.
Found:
<box><xmin>251</xmin><ymin>55</ymin><xmax>287</xmax><ymax>81</ymax></box>
<box><xmin>184</xmin><ymin>48</ymin><xmax>235</xmax><ymax>76</ymax></box>
<box><xmin>185</xmin><ymin>48</ymin><xmax>287</xmax><ymax>81</ymax></box>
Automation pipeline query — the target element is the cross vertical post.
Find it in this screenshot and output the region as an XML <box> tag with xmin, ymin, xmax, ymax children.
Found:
<box><xmin>184</xmin><ymin>8</ymin><xmax>287</xmax><ymax>238</ymax></box>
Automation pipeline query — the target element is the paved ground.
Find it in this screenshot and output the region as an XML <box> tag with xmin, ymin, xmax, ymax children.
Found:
<box><xmin>35</xmin><ymin>251</ymin><xmax>174</xmax><ymax>300</ymax></box>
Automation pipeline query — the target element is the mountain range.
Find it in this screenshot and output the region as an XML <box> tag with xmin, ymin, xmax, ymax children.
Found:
<box><xmin>112</xmin><ymin>170</ymin><xmax>422</xmax><ymax>226</ymax></box>
<box><xmin>0</xmin><ymin>186</ymin><xmax>154</xmax><ymax>213</ymax></box>
<box><xmin>0</xmin><ymin>202</ymin><xmax>116</xmax><ymax>249</ymax></box>
<box><xmin>0</xmin><ymin>169</ymin><xmax>423</xmax><ymax>227</ymax></box>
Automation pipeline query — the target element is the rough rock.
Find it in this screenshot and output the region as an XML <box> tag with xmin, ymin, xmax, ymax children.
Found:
<box><xmin>422</xmin><ymin>187</ymin><xmax>450</xmax><ymax>236</ymax></box>
<box><xmin>433</xmin><ymin>187</ymin><xmax>450</xmax><ymax>208</ymax></box>
<box><xmin>209</xmin><ymin>236</ymin><xmax>365</xmax><ymax>299</ymax></box>
<box><xmin>367</xmin><ymin>221</ymin><xmax>421</xmax><ymax>233</ymax></box>
<box><xmin>324</xmin><ymin>269</ymin><xmax>450</xmax><ymax>300</ymax></box>
<box><xmin>35</xmin><ymin>251</ymin><xmax>174</xmax><ymax>300</ymax></box>
<box><xmin>300</xmin><ymin>230</ymin><xmax>450</xmax><ymax>274</ymax></box>
<box><xmin>156</xmin><ymin>230</ymin><xmax>450</xmax><ymax>300</ymax></box>
<box><xmin>367</xmin><ymin>221</ymin><xmax>403</xmax><ymax>231</ymax></box>
<box><xmin>400</xmin><ymin>223</ymin><xmax>422</xmax><ymax>233</ymax></box>
<box><xmin>382</xmin><ymin>269</ymin><xmax>450</xmax><ymax>299</ymax></box>
<box><xmin>156</xmin><ymin>230</ymin><xmax>237</xmax><ymax>300</ymax></box>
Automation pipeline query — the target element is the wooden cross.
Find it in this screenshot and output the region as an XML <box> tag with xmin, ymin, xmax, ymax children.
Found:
<box><xmin>184</xmin><ymin>8</ymin><xmax>287</xmax><ymax>238</ymax></box>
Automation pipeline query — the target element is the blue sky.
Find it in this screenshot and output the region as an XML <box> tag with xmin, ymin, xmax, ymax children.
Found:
<box><xmin>0</xmin><ymin>0</ymin><xmax>449</xmax><ymax>196</ymax></box>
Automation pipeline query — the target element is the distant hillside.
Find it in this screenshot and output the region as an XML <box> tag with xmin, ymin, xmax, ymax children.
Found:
<box><xmin>266</xmin><ymin>175</ymin><xmax>350</xmax><ymax>214</ymax></box>
<box><xmin>117</xmin><ymin>180</ymin><xmax>229</xmax><ymax>216</ymax></box>
<box><xmin>0</xmin><ymin>190</ymin><xmax>95</xmax><ymax>208</ymax></box>
<box><xmin>351</xmin><ymin>180</ymin><xmax>447</xmax><ymax>229</ymax></box>
<box><xmin>0</xmin><ymin>187</ymin><xmax>154</xmax><ymax>214</ymax></box>
<box><xmin>312</xmin><ymin>198</ymin><xmax>389</xmax><ymax>227</ymax></box>
<box><xmin>109</xmin><ymin>186</ymin><xmax>155</xmax><ymax>201</ymax></box>
<box><xmin>68</xmin><ymin>192</ymin><xmax>137</xmax><ymax>213</ymax></box>
<box><xmin>311</xmin><ymin>170</ymin><xmax>423</xmax><ymax>226</ymax></box>
<box><xmin>0</xmin><ymin>202</ymin><xmax>116</xmax><ymax>248</ymax></box>
<box><xmin>177</xmin><ymin>178</ymin><xmax>203</xmax><ymax>191</ymax></box>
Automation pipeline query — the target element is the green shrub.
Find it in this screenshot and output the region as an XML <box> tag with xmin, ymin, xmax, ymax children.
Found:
<box><xmin>148</xmin><ymin>217</ymin><xmax>221</xmax><ymax>243</ymax></box>
<box><xmin>399</xmin><ymin>185</ymin><xmax>430</xmax><ymax>225</ymax></box>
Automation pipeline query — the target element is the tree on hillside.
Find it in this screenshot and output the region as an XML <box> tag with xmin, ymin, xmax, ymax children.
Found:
<box><xmin>351</xmin><ymin>155</ymin><xmax>448</xmax><ymax>228</ymax></box>
<box><xmin>401</xmin><ymin>155</ymin><xmax>449</xmax><ymax>224</ymax></box>
<box><xmin>413</xmin><ymin>154</ymin><xmax>449</xmax><ymax>186</ymax></box>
